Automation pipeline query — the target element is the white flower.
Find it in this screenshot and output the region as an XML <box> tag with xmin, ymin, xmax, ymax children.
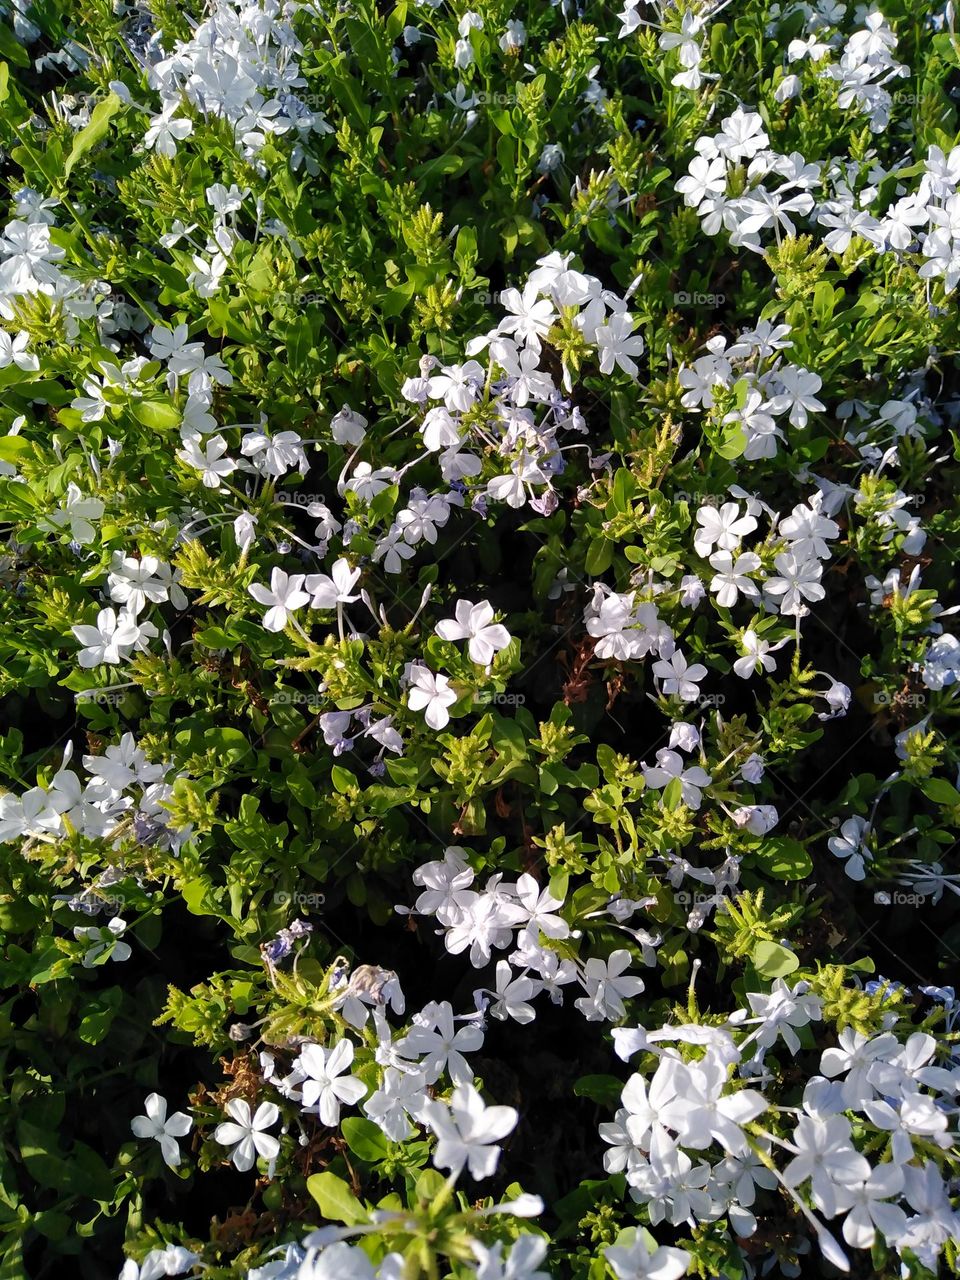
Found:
<box><xmin>693</xmin><ymin>503</ymin><xmax>757</xmax><ymax>557</ymax></box>
<box><xmin>177</xmin><ymin>433</ymin><xmax>236</xmax><ymax>488</ymax></box>
<box><xmin>733</xmin><ymin>630</ymin><xmax>785</xmax><ymax>679</ymax></box>
<box><xmin>764</xmin><ymin>553</ymin><xmax>824</xmax><ymax>616</ymax></box>
<box><xmin>841</xmin><ymin>1165</ymin><xmax>907</xmax><ymax>1249</ymax></box>
<box><xmin>426</xmin><ymin>360</ymin><xmax>484</xmax><ymax>411</ymax></box>
<box><xmin>397</xmin><ymin>1000</ymin><xmax>484</xmax><ymax>1084</ymax></box>
<box><xmin>363</xmin><ymin>1067</ymin><xmax>429</xmax><ymax>1142</ymax></box>
<box><xmin>603</xmin><ymin>1236</ymin><xmax>690</xmax><ymax>1280</ymax></box>
<box><xmin>0</xmin><ymin>329</ymin><xmax>38</xmax><ymax>372</ymax></box>
<box><xmin>513</xmin><ymin>872</ymin><xmax>568</xmax><ymax>939</ymax></box>
<box><xmin>594</xmin><ymin>312</ymin><xmax>645</xmax><ymax>377</ymax></box>
<box><xmin>746</xmin><ymin>979</ymin><xmax>822</xmax><ymax>1054</ymax></box>
<box><xmin>820</xmin><ymin>1028</ymin><xmax>899</xmax><ymax>1109</ymax></box>
<box><xmin>39</xmin><ymin>482</ymin><xmax>104</xmax><ymax>545</ymax></box>
<box><xmin>330</xmin><ymin>406</ymin><xmax>367</xmax><ymax>446</ymax></box>
<box><xmin>783</xmin><ymin>1113</ymin><xmax>870</xmax><ymax>1216</ymax></box>
<box><xmin>407</xmin><ymin>666</ymin><xmax>458</xmax><ymax>730</ymax></box>
<box><xmin>74</xmin><ymin>916</ymin><xmax>131</xmax><ymax>966</ymax></box>
<box><xmin>732</xmin><ymin>804</ymin><xmax>778</xmax><ymax>836</ymax></box>
<box><xmin>652</xmin><ymin>650</ymin><xmax>707</xmax><ymax>702</ymax></box>
<box><xmin>435</xmin><ymin>599</ymin><xmax>512</xmax><ymax>666</ymax></box>
<box><xmin>708</xmin><ymin>551</ymin><xmax>761</xmax><ymax>607</ymax></box>
<box><xmin>72</xmin><ymin>377</ymin><xmax>109</xmax><ymax>421</ymax></box>
<box><xmin>214</xmin><ymin>1098</ymin><xmax>280</xmax><ymax>1172</ymax></box>
<box><xmin>411</xmin><ymin>847</ymin><xmax>476</xmax><ymax>924</ymax></box>
<box><xmin>249</xmin><ymin>568</ymin><xmax>311</xmax><ymax>633</ymax></box>
<box><xmin>119</xmin><ymin>1244</ymin><xmax>200</xmax><ymax>1280</ymax></box>
<box><xmin>470</xmin><ymin>1237</ymin><xmax>548</xmax><ymax>1280</ymax></box>
<box><xmin>306</xmin><ymin>558</ymin><xmax>362</xmax><ymax>609</ymax></box>
<box><xmin>828</xmin><ymin>817</ymin><xmax>871</xmax><ymax>881</ymax></box>
<box><xmin>240</xmin><ymin>428</ymin><xmax>306</xmax><ymax>478</ymax></box>
<box><xmin>498</xmin><ymin>284</ymin><xmax>555</xmax><ymax>350</ymax></box>
<box><xmin>344</xmin><ymin>461</ymin><xmax>395</xmax><ymax>502</ymax></box>
<box><xmin>72</xmin><ymin>607</ymin><xmax>139</xmax><ymax>667</ymax></box>
<box><xmin>131</xmin><ymin>1093</ymin><xmax>193</xmax><ymax>1169</ymax></box>
<box><xmin>642</xmin><ymin>749</ymin><xmax>712</xmax><ymax>810</ymax></box>
<box><xmin>145</xmin><ymin>108</ymin><xmax>193</xmax><ymax>157</ymax></box>
<box><xmin>487</xmin><ymin>959</ymin><xmax>540</xmax><ymax>1024</ymax></box>
<box><xmin>420</xmin><ymin>1081</ymin><xmax>518</xmax><ymax>1179</ymax></box>
<box><xmin>296</xmin><ymin>1040</ymin><xmax>367</xmax><ymax>1126</ymax></box>
<box><xmin>498</xmin><ymin>19</ymin><xmax>526</xmax><ymax>52</ymax></box>
<box><xmin>669</xmin><ymin>723</ymin><xmax>700</xmax><ymax>752</ymax></box>
<box><xmin>575</xmin><ymin>949</ymin><xmax>645</xmax><ymax>1021</ymax></box>
<box><xmin>296</xmin><ymin>1242</ymin><xmax>379</xmax><ymax>1280</ymax></box>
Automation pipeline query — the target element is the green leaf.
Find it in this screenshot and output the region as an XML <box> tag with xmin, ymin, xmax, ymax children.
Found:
<box><xmin>752</xmin><ymin>940</ymin><xmax>800</xmax><ymax>979</ymax></box>
<box><xmin>454</xmin><ymin>225</ymin><xmax>478</xmax><ymax>270</ymax></box>
<box><xmin>286</xmin><ymin>314</ymin><xmax>313</xmax><ymax>373</ymax></box>
<box><xmin>341</xmin><ymin>1118</ymin><xmax>390</xmax><ymax>1162</ymax></box>
<box><xmin>306</xmin><ymin>1172</ymin><xmax>367</xmax><ymax>1224</ymax></box>
<box><xmin>573</xmin><ymin>1074</ymin><xmax>623</xmax><ymax>1107</ymax></box>
<box><xmin>0</xmin><ymin>29</ymin><xmax>28</xmax><ymax>68</ymax></box>
<box><xmin>0</xmin><ymin>437</ymin><xmax>30</xmax><ymax>464</ymax></box>
<box><xmin>754</xmin><ymin>838</ymin><xmax>813</xmax><ymax>881</ymax></box>
<box><xmin>584</xmin><ymin>537</ymin><xmax>613</xmax><ymax>576</ymax></box>
<box><xmin>662</xmin><ymin>776</ymin><xmax>683</xmax><ymax>810</ymax></box>
<box><xmin>63</xmin><ymin>93</ymin><xmax>122</xmax><ymax>181</ymax></box>
<box><xmin>921</xmin><ymin>777</ymin><xmax>960</xmax><ymax>807</ymax></box>
<box><xmin>133</xmin><ymin>400</ymin><xmax>181</xmax><ymax>430</ymax></box>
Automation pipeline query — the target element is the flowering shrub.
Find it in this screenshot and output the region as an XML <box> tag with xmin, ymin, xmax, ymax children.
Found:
<box><xmin>1</xmin><ymin>0</ymin><xmax>960</xmax><ymax>1276</ymax></box>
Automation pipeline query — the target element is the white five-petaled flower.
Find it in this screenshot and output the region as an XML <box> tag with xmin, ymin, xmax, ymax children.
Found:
<box><xmin>296</xmin><ymin>1039</ymin><xmax>367</xmax><ymax>1126</ymax></box>
<box><xmin>72</xmin><ymin>608</ymin><xmax>139</xmax><ymax>667</ymax></box>
<box><xmin>177</xmin><ymin>432</ymin><xmax>237</xmax><ymax>488</ymax></box>
<box><xmin>575</xmin><ymin>949</ymin><xmax>645</xmax><ymax>1021</ymax></box>
<box><xmin>306</xmin><ymin>558</ymin><xmax>362</xmax><ymax>609</ymax></box>
<box><xmin>396</xmin><ymin>999</ymin><xmax>484</xmax><ymax>1084</ymax></box>
<box><xmin>708</xmin><ymin>550</ymin><xmax>761</xmax><ymax>608</ymax></box>
<box><xmin>419</xmin><ymin>1081</ymin><xmax>518</xmax><ymax>1179</ymax></box>
<box><xmin>764</xmin><ymin>553</ymin><xmax>824</xmax><ymax>616</ymax></box>
<box><xmin>435</xmin><ymin>599</ymin><xmax>512</xmax><ymax>666</ymax></box>
<box><xmin>39</xmin><ymin>481</ymin><xmax>104</xmax><ymax>540</ymax></box>
<box><xmin>131</xmin><ymin>1093</ymin><xmax>193</xmax><ymax>1169</ymax></box>
<box><xmin>248</xmin><ymin>568</ymin><xmax>311</xmax><ymax>633</ymax></box>
<box><xmin>594</xmin><ymin>312</ymin><xmax>645</xmax><ymax>378</ymax></box>
<box><xmin>0</xmin><ymin>329</ymin><xmax>39</xmax><ymax>372</ymax></box>
<box><xmin>828</xmin><ymin>816</ymin><xmax>871</xmax><ymax>880</ymax></box>
<box><xmin>652</xmin><ymin>649</ymin><xmax>708</xmax><ymax>702</ymax></box>
<box><xmin>604</xmin><ymin>1236</ymin><xmax>690</xmax><ymax>1280</ymax></box>
<box><xmin>407</xmin><ymin>666</ymin><xmax>458</xmax><ymax>729</ymax></box>
<box><xmin>642</xmin><ymin>749</ymin><xmax>712</xmax><ymax>810</ymax></box>
<box><xmin>733</xmin><ymin>629</ymin><xmax>785</xmax><ymax>679</ymax></box>
<box><xmin>214</xmin><ymin>1098</ymin><xmax>280</xmax><ymax>1172</ymax></box>
<box><xmin>694</xmin><ymin>503</ymin><xmax>758</xmax><ymax>557</ymax></box>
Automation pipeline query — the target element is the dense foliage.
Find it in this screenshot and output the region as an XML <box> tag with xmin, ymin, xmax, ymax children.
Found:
<box><xmin>1</xmin><ymin>0</ymin><xmax>960</xmax><ymax>1276</ymax></box>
